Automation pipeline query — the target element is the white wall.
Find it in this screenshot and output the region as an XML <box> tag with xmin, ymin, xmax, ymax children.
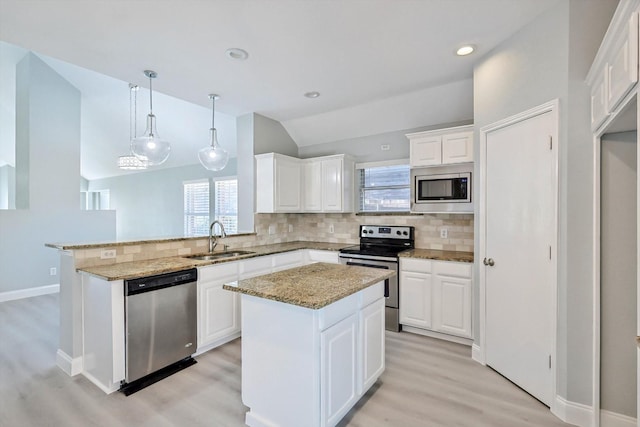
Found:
<box><xmin>473</xmin><ymin>0</ymin><xmax>618</xmax><ymax>406</ymax></box>
<box><xmin>89</xmin><ymin>160</ymin><xmax>238</xmax><ymax>240</ymax></box>
<box><xmin>0</xmin><ymin>53</ymin><xmax>115</xmax><ymax>293</ymax></box>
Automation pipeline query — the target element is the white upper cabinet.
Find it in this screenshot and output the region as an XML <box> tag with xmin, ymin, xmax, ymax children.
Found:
<box><xmin>303</xmin><ymin>155</ymin><xmax>354</xmax><ymax>212</ymax></box>
<box><xmin>407</xmin><ymin>125</ymin><xmax>473</xmax><ymax>167</ymax></box>
<box><xmin>303</xmin><ymin>160</ymin><xmax>323</xmax><ymax>211</ymax></box>
<box><xmin>587</xmin><ymin>5</ymin><xmax>640</xmax><ymax>132</ymax></box>
<box><xmin>409</xmin><ymin>135</ymin><xmax>442</xmax><ymax>167</ymax></box>
<box><xmin>607</xmin><ymin>12</ymin><xmax>639</xmax><ymax>112</ymax></box>
<box><xmin>255</xmin><ymin>153</ymin><xmax>302</xmax><ymax>213</ymax></box>
<box><xmin>257</xmin><ymin>153</ymin><xmax>354</xmax><ymax>213</ymax></box>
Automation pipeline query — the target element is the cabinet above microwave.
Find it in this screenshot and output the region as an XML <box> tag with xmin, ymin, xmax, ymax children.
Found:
<box><xmin>406</xmin><ymin>125</ymin><xmax>474</xmax><ymax>167</ymax></box>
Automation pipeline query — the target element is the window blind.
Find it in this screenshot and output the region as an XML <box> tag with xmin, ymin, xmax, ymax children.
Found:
<box><xmin>359</xmin><ymin>164</ymin><xmax>410</xmax><ymax>212</ymax></box>
<box><xmin>184</xmin><ymin>181</ymin><xmax>210</xmax><ymax>236</ymax></box>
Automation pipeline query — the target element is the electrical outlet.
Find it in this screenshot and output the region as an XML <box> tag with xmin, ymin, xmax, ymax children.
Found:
<box><xmin>49</xmin><ymin>267</ymin><xmax>57</xmax><ymax>276</ymax></box>
<box><xmin>100</xmin><ymin>249</ymin><xmax>116</xmax><ymax>259</ymax></box>
<box><xmin>440</xmin><ymin>228</ymin><xmax>448</xmax><ymax>239</ymax></box>
<box><xmin>329</xmin><ymin>224</ymin><xmax>335</xmax><ymax>233</ymax></box>
<box><xmin>380</xmin><ymin>144</ymin><xmax>390</xmax><ymax>151</ymax></box>
<box><xmin>269</xmin><ymin>225</ymin><xmax>276</xmax><ymax>235</ymax></box>
<box><xmin>288</xmin><ymin>224</ymin><xmax>293</xmax><ymax>232</ymax></box>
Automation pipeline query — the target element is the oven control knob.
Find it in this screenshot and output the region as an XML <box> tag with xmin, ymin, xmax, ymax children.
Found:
<box><xmin>396</xmin><ymin>231</ymin><xmax>401</xmax><ymax>235</ymax></box>
<box><xmin>403</xmin><ymin>231</ymin><xmax>408</xmax><ymax>236</ymax></box>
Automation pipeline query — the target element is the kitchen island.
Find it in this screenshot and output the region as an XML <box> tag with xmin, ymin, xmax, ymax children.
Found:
<box><xmin>224</xmin><ymin>262</ymin><xmax>394</xmax><ymax>427</ymax></box>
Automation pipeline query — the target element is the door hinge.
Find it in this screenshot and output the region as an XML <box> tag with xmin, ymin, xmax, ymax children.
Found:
<box><xmin>549</xmin><ymin>355</ymin><xmax>552</xmax><ymax>369</ymax></box>
<box><xmin>549</xmin><ymin>136</ymin><xmax>553</xmax><ymax>150</ymax></box>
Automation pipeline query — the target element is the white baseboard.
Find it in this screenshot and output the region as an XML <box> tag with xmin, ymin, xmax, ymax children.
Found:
<box><xmin>82</xmin><ymin>370</ymin><xmax>121</xmax><ymax>395</ymax></box>
<box><xmin>552</xmin><ymin>395</ymin><xmax>594</xmax><ymax>427</ymax></box>
<box><xmin>0</xmin><ymin>284</ymin><xmax>59</xmax><ymax>303</ymax></box>
<box><xmin>194</xmin><ymin>331</ymin><xmax>241</xmax><ymax>356</ymax></box>
<box><xmin>601</xmin><ymin>410</ymin><xmax>637</xmax><ymax>427</ymax></box>
<box><xmin>471</xmin><ymin>343</ymin><xmax>485</xmax><ymax>365</ymax></box>
<box><xmin>401</xmin><ymin>325</ymin><xmax>473</xmax><ymax>346</ymax></box>
<box><xmin>56</xmin><ymin>349</ymin><xmax>83</xmax><ymax>376</ymax></box>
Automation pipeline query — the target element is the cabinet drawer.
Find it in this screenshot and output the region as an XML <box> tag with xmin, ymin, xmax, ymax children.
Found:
<box><xmin>400</xmin><ymin>257</ymin><xmax>432</xmax><ymax>273</ymax></box>
<box><xmin>434</xmin><ymin>261</ymin><xmax>472</xmax><ymax>278</ymax></box>
<box><xmin>199</xmin><ymin>262</ymin><xmax>238</xmax><ymax>282</ymax></box>
<box><xmin>360</xmin><ymin>282</ymin><xmax>384</xmax><ymax>308</ymax></box>
<box><xmin>272</xmin><ymin>250</ymin><xmax>304</xmax><ymax>271</ymax></box>
<box><xmin>319</xmin><ymin>292</ymin><xmax>359</xmax><ymax>331</ymax></box>
<box><xmin>240</xmin><ymin>256</ymin><xmax>273</xmax><ymax>279</ymax></box>
<box><xmin>307</xmin><ymin>250</ymin><xmax>339</xmax><ymax>264</ymax></box>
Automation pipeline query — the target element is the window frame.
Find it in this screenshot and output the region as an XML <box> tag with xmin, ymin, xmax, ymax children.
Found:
<box><xmin>356</xmin><ymin>159</ymin><xmax>410</xmax><ymax>213</ymax></box>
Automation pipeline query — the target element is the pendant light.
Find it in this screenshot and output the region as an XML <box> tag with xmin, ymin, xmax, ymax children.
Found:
<box><xmin>131</xmin><ymin>70</ymin><xmax>171</xmax><ymax>165</ymax></box>
<box><xmin>118</xmin><ymin>84</ymin><xmax>148</xmax><ymax>170</ymax></box>
<box><xmin>198</xmin><ymin>94</ymin><xmax>229</xmax><ymax>171</ymax></box>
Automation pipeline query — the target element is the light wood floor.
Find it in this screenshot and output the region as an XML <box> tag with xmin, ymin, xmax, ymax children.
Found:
<box><xmin>0</xmin><ymin>294</ymin><xmax>570</xmax><ymax>427</ymax></box>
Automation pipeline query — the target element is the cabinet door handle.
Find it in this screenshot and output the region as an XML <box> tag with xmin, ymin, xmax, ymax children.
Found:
<box><xmin>483</xmin><ymin>258</ymin><xmax>495</xmax><ymax>266</ymax></box>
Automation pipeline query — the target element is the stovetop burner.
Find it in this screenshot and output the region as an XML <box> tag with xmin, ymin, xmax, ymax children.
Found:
<box><xmin>339</xmin><ymin>225</ymin><xmax>415</xmax><ymax>258</ymax></box>
<box><xmin>339</xmin><ymin>244</ymin><xmax>409</xmax><ymax>258</ymax></box>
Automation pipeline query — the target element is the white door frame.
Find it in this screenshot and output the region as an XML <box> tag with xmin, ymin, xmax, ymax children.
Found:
<box><xmin>591</xmin><ymin>89</ymin><xmax>639</xmax><ymax>427</ymax></box>
<box><xmin>477</xmin><ymin>99</ymin><xmax>559</xmax><ymax>414</ymax></box>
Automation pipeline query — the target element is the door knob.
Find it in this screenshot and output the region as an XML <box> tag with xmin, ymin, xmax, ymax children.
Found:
<box><xmin>483</xmin><ymin>258</ymin><xmax>495</xmax><ymax>266</ymax></box>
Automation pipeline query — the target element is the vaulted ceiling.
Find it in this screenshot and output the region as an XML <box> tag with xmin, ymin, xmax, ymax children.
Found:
<box><xmin>0</xmin><ymin>0</ymin><xmax>560</xmax><ymax>179</ymax></box>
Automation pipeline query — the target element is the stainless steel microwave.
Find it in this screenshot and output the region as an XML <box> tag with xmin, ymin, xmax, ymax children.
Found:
<box><xmin>411</xmin><ymin>164</ymin><xmax>473</xmax><ymax>213</ymax></box>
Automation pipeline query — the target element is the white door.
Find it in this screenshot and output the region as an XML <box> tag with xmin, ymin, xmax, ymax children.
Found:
<box><xmin>484</xmin><ymin>109</ymin><xmax>556</xmax><ymax>406</ymax></box>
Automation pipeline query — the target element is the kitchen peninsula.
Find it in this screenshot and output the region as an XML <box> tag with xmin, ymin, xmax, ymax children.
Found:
<box><xmin>224</xmin><ymin>262</ymin><xmax>393</xmax><ymax>427</ymax></box>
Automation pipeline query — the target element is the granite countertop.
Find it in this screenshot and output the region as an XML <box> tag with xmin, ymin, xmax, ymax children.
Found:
<box><xmin>399</xmin><ymin>248</ymin><xmax>474</xmax><ymax>263</ymax></box>
<box><xmin>77</xmin><ymin>239</ymin><xmax>474</xmax><ymax>281</ymax></box>
<box><xmin>223</xmin><ymin>262</ymin><xmax>394</xmax><ymax>309</ymax></box>
<box><xmin>78</xmin><ymin>241</ymin><xmax>351</xmax><ymax>281</ymax></box>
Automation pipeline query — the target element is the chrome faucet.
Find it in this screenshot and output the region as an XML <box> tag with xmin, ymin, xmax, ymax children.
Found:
<box><xmin>209</xmin><ymin>220</ymin><xmax>227</xmax><ymax>253</ymax></box>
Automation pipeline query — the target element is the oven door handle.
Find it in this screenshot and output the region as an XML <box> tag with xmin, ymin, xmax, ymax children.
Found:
<box><xmin>345</xmin><ymin>261</ymin><xmax>390</xmax><ymax>298</ymax></box>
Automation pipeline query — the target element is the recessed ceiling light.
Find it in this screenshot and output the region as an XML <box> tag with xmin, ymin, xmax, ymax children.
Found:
<box><xmin>225</xmin><ymin>48</ymin><xmax>249</xmax><ymax>60</ymax></box>
<box><xmin>456</xmin><ymin>45</ymin><xmax>475</xmax><ymax>56</ymax></box>
<box><xmin>304</xmin><ymin>91</ymin><xmax>320</xmax><ymax>98</ymax></box>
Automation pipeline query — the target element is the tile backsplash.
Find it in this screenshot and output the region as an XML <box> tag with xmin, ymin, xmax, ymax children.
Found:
<box><xmin>73</xmin><ymin>212</ymin><xmax>473</xmax><ymax>269</ymax></box>
<box><xmin>256</xmin><ymin>213</ymin><xmax>474</xmax><ymax>251</ymax></box>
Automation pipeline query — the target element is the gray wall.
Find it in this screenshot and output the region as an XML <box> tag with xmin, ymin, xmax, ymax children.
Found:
<box><xmin>600</xmin><ymin>131</ymin><xmax>637</xmax><ymax>417</ymax></box>
<box><xmin>0</xmin><ymin>53</ymin><xmax>115</xmax><ymax>293</ymax></box>
<box><xmin>253</xmin><ymin>113</ymin><xmax>299</xmax><ymax>157</ymax></box>
<box><xmin>473</xmin><ymin>0</ymin><xmax>618</xmax><ymax>406</ymax></box>
<box><xmin>298</xmin><ymin>119</ymin><xmax>472</xmax><ymax>162</ymax></box>
<box><xmin>236</xmin><ymin>113</ymin><xmax>255</xmax><ymax>233</ymax></box>
<box><xmin>89</xmin><ymin>160</ymin><xmax>237</xmax><ymax>240</ymax></box>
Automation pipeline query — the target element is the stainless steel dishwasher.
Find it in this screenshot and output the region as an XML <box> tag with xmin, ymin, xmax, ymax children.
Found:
<box><xmin>122</xmin><ymin>268</ymin><xmax>198</xmax><ymax>395</ymax></box>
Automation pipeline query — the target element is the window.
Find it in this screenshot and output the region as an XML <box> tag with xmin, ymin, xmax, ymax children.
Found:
<box><xmin>213</xmin><ymin>179</ymin><xmax>238</xmax><ymax>234</ymax></box>
<box><xmin>183</xmin><ymin>178</ymin><xmax>238</xmax><ymax>237</ymax></box>
<box><xmin>184</xmin><ymin>180</ymin><xmax>210</xmax><ymax>237</ymax></box>
<box><xmin>359</xmin><ymin>163</ymin><xmax>410</xmax><ymax>212</ymax></box>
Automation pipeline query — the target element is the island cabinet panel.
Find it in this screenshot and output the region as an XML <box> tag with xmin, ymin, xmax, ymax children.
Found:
<box><xmin>240</xmin><ymin>281</ymin><xmax>385</xmax><ymax>427</ymax></box>
<box><xmin>81</xmin><ymin>275</ymin><xmax>125</xmax><ymax>394</ymax></box>
<box><xmin>197</xmin><ymin>262</ymin><xmax>240</xmax><ymax>353</ymax></box>
<box><xmin>360</xmin><ymin>298</ymin><xmax>385</xmax><ymax>392</ymax></box>
<box><xmin>321</xmin><ymin>313</ymin><xmax>358</xmax><ymax>427</ymax></box>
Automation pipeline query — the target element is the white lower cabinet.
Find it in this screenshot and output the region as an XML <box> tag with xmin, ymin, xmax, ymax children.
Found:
<box><xmin>321</xmin><ymin>313</ymin><xmax>359</xmax><ymax>427</ymax></box>
<box><xmin>320</xmin><ymin>298</ymin><xmax>385</xmax><ymax>426</ymax></box>
<box><xmin>399</xmin><ymin>257</ymin><xmax>472</xmax><ymax>340</ymax></box>
<box><xmin>197</xmin><ymin>262</ymin><xmax>241</xmax><ymax>352</ymax></box>
<box><xmin>307</xmin><ymin>249</ymin><xmax>340</xmax><ymax>264</ymax></box>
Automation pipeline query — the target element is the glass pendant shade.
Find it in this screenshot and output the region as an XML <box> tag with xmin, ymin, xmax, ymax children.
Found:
<box><xmin>198</xmin><ymin>128</ymin><xmax>229</xmax><ymax>171</ymax></box>
<box><xmin>118</xmin><ymin>83</ymin><xmax>148</xmax><ymax>170</ymax></box>
<box><xmin>198</xmin><ymin>93</ymin><xmax>228</xmax><ymax>171</ymax></box>
<box><xmin>131</xmin><ymin>113</ymin><xmax>171</xmax><ymax>165</ymax></box>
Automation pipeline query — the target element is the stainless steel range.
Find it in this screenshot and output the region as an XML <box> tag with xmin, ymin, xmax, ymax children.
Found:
<box><xmin>339</xmin><ymin>225</ymin><xmax>414</xmax><ymax>332</ymax></box>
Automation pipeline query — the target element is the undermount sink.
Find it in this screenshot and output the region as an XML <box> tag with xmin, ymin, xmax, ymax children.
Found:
<box><xmin>184</xmin><ymin>250</ymin><xmax>255</xmax><ymax>261</ymax></box>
